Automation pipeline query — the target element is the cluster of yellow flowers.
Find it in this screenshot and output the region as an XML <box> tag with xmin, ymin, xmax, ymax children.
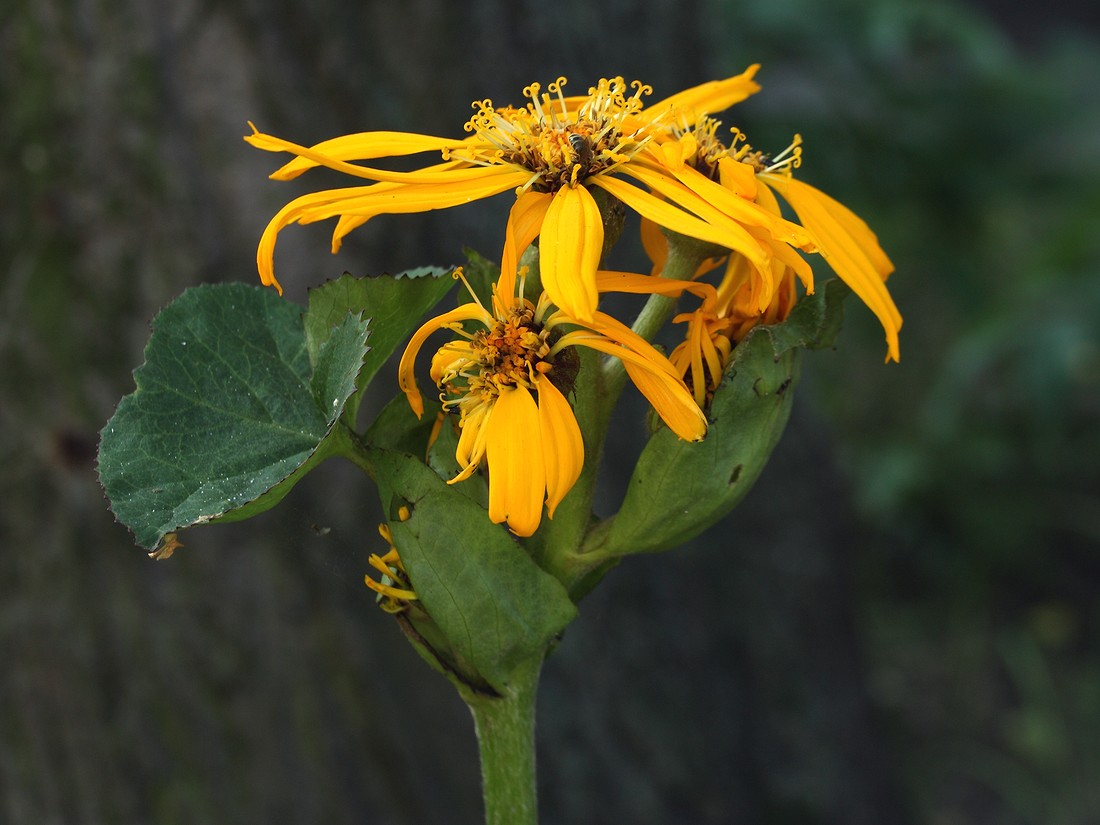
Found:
<box><xmin>247</xmin><ymin>65</ymin><xmax>900</xmax><ymax>538</ymax></box>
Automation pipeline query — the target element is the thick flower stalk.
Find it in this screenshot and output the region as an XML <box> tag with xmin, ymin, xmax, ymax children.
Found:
<box><xmin>398</xmin><ymin>267</ymin><xmax>705</xmax><ymax>537</ymax></box>
<box><xmin>245</xmin><ymin>66</ymin><xmax>813</xmax><ymax>322</ymax></box>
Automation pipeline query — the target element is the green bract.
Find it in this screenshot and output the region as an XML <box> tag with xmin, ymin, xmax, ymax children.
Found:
<box><xmin>372</xmin><ymin>448</ymin><xmax>576</xmax><ymax>693</ymax></box>
<box><xmin>585</xmin><ymin>279</ymin><xmax>850</xmax><ymax>558</ymax></box>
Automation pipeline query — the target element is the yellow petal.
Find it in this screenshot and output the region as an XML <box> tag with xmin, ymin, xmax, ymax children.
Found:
<box><xmin>622</xmin><ymin>162</ymin><xmax>793</xmax><ymax>256</ymax></box>
<box><xmin>453</xmin><ymin>402</ymin><xmax>491</xmax><ymax>480</ymax></box>
<box><xmin>298</xmin><ymin>169</ymin><xmax>530</xmax><ymax>224</ymax></box>
<box><xmin>591</xmin><ymin>174</ymin><xmax>769</xmax><ymax>272</ymax></box>
<box><xmin>716</xmin><ymin>156</ymin><xmax>759</xmax><ymax>199</ymax></box>
<box><xmin>398</xmin><ymin>303</ymin><xmax>491</xmax><ymax>418</ymax></box>
<box><xmin>561</xmin><ymin>334</ymin><xmax>706</xmax><ymax>441</ymax></box>
<box><xmin>555</xmin><ymin>311</ymin><xmax>680</xmax><ymax>378</ymax></box>
<box><xmin>535</xmin><ymin>374</ymin><xmax>583</xmax><ymax>519</ymax></box>
<box><xmin>763</xmin><ymin>175</ymin><xmax>902</xmax><ymax>361</ymax></box>
<box><xmin>246</xmin><ymin>126</ymin><xmax>477</xmax><ymax>183</ymax></box>
<box><xmin>640</xmin><ymin>217</ymin><xmax>668</xmax><ymax>273</ymax></box>
<box><xmin>666</xmin><ymin>162</ymin><xmax>811</xmax><ymax>248</ymax></box>
<box><xmin>637</xmin><ymin>65</ymin><xmax>761</xmax><ymax>125</ymax></box>
<box><xmin>247</xmin><ymin>128</ymin><xmax>471</xmax><ymax>180</ymax></box>
<box><xmin>485</xmin><ymin>386</ymin><xmax>545</xmax><ymax>537</ymax></box>
<box><xmin>254</xmin><ymin>185</ymin><xmax>376</xmax><ymax>293</ymax></box>
<box><xmin>623</xmin><ymin>359</ymin><xmax>708</xmax><ymax>441</ymax></box>
<box><xmin>593</xmin><ymin>270</ymin><xmax>716</xmax><ymax>304</ymax></box>
<box><xmin>498</xmin><ymin>190</ymin><xmax>552</xmax><ymax>303</ymax></box>
<box><xmin>429</xmin><ymin>340</ymin><xmax>476</xmax><ymax>385</ymax></box>
<box><xmin>539</xmin><ymin>184</ymin><xmax>603</xmax><ymax>322</ymax></box>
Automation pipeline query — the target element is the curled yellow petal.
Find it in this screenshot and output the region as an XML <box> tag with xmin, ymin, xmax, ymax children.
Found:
<box><xmin>623</xmin><ymin>359</ymin><xmax>708</xmax><ymax>442</ymax></box>
<box><xmin>561</xmin><ymin>334</ymin><xmax>706</xmax><ymax>441</ymax></box>
<box><xmin>452</xmin><ymin>402</ymin><xmax>491</xmax><ymax>483</ymax></box>
<box><xmin>593</xmin><ymin>270</ymin><xmax>717</xmax><ymax>304</ymax></box>
<box><xmin>253</xmin><ymin>185</ymin><xmax>375</xmax><ymax>294</ymax></box>
<box><xmin>398</xmin><ymin>303</ymin><xmax>490</xmax><ymax>418</ymax></box>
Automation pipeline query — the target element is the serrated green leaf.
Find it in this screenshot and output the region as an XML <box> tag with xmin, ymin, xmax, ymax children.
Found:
<box><xmin>98</xmin><ymin>283</ymin><xmax>370</xmax><ymax>550</ymax></box>
<box><xmin>371</xmin><ymin>447</ymin><xmax>576</xmax><ymax>691</ymax></box>
<box><xmin>592</xmin><ymin>279</ymin><xmax>849</xmax><ymax>557</ymax></box>
<box><xmin>304</xmin><ymin>268</ymin><xmax>455</xmax><ymax>424</ymax></box>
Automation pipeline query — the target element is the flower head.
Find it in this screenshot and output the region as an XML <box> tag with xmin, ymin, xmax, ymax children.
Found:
<box><xmin>365</xmin><ymin>517</ymin><xmax>418</xmax><ymax>614</ymax></box>
<box><xmin>399</xmin><ymin>267</ymin><xmax>705</xmax><ymax>537</ymax></box>
<box><xmin>246</xmin><ymin>66</ymin><xmax>807</xmax><ymax>321</ymax></box>
<box><xmin>654</xmin><ymin>116</ymin><xmax>902</xmax><ymax>363</ymax></box>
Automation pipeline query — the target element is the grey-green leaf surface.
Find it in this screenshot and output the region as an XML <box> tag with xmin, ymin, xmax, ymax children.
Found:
<box><xmin>98</xmin><ymin>283</ymin><xmax>370</xmax><ymax>550</ymax></box>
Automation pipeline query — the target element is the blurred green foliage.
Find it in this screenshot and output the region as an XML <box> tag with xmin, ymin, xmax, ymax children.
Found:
<box><xmin>2</xmin><ymin>0</ymin><xmax>1098</xmax><ymax>822</ymax></box>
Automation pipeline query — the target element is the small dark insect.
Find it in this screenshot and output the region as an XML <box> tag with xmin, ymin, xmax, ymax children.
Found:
<box><xmin>568</xmin><ymin>133</ymin><xmax>593</xmax><ymax>174</ymax></box>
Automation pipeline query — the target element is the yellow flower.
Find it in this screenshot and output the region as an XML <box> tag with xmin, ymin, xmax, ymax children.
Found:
<box><xmin>364</xmin><ymin>518</ymin><xmax>418</xmax><ymax>614</ymax></box>
<box><xmin>245</xmin><ymin>66</ymin><xmax>808</xmax><ymax>322</ymax></box>
<box><xmin>655</xmin><ymin>118</ymin><xmax>901</xmax><ymax>362</ymax></box>
<box><xmin>399</xmin><ymin>267</ymin><xmax>706</xmax><ymax>537</ymax></box>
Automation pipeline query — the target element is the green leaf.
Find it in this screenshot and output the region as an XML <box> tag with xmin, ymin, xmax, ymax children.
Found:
<box><xmin>304</xmin><ymin>268</ymin><xmax>456</xmax><ymax>424</ymax></box>
<box><xmin>371</xmin><ymin>447</ymin><xmax>576</xmax><ymax>691</ymax></box>
<box><xmin>363</xmin><ymin>392</ymin><xmax>442</xmax><ymax>458</ymax></box>
<box><xmin>592</xmin><ymin>279</ymin><xmax>849</xmax><ymax>557</ymax></box>
<box><xmin>98</xmin><ymin>283</ymin><xmax>370</xmax><ymax>550</ymax></box>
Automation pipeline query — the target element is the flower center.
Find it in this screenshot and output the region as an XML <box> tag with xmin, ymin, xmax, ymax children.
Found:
<box><xmin>731</xmin><ymin>129</ymin><xmax>803</xmax><ymax>176</ymax></box>
<box><xmin>438</xmin><ymin>304</ymin><xmax>555</xmax><ymax>414</ymax></box>
<box><xmin>678</xmin><ymin>117</ymin><xmax>804</xmax><ymax>179</ymax></box>
<box><xmin>451</xmin><ymin>77</ymin><xmax>659</xmax><ymax>193</ymax></box>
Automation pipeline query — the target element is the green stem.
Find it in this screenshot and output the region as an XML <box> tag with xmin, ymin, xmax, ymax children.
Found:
<box><xmin>600</xmin><ymin>236</ymin><xmax>718</xmax><ymax>412</ymax></box>
<box><xmin>466</xmin><ymin>656</ymin><xmax>543</xmax><ymax>825</ymax></box>
<box><xmin>535</xmin><ymin>236</ymin><xmax>722</xmax><ymax>592</ymax></box>
<box><xmin>331</xmin><ymin>422</ymin><xmax>376</xmax><ymax>479</ymax></box>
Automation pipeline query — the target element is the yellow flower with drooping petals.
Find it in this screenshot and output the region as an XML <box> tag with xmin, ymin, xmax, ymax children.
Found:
<box><xmin>245</xmin><ymin>66</ymin><xmax>810</xmax><ymax>322</ymax></box>
<box><xmin>654</xmin><ymin>115</ymin><xmax>901</xmax><ymax>363</ymax></box>
<box><xmin>398</xmin><ymin>267</ymin><xmax>706</xmax><ymax>537</ymax></box>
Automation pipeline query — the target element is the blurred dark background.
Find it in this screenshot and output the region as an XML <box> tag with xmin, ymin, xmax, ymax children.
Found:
<box><xmin>3</xmin><ymin>0</ymin><xmax>1099</xmax><ymax>822</ymax></box>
